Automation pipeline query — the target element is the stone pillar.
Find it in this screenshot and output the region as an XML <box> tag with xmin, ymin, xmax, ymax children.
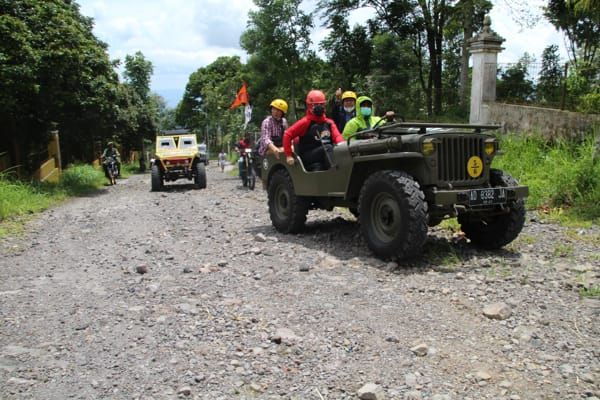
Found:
<box><xmin>468</xmin><ymin>15</ymin><xmax>505</xmax><ymax>124</ymax></box>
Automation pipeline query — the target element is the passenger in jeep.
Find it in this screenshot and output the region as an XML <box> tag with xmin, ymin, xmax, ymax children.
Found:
<box><xmin>283</xmin><ymin>90</ymin><xmax>344</xmax><ymax>171</ymax></box>
<box><xmin>258</xmin><ymin>99</ymin><xmax>288</xmax><ymax>159</ymax></box>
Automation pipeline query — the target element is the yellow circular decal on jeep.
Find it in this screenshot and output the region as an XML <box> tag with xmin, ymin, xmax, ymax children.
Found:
<box><xmin>467</xmin><ymin>156</ymin><xmax>483</xmax><ymax>178</ymax></box>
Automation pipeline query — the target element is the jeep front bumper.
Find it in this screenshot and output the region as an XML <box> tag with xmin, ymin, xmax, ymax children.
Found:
<box><xmin>427</xmin><ymin>186</ymin><xmax>529</xmax><ymax>208</ymax></box>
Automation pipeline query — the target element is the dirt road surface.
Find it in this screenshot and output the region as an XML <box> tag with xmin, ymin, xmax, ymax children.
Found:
<box><xmin>1</xmin><ymin>167</ymin><xmax>599</xmax><ymax>399</ymax></box>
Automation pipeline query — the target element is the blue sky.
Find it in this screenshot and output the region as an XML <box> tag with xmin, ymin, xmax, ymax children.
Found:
<box><xmin>78</xmin><ymin>0</ymin><xmax>569</xmax><ymax>108</ymax></box>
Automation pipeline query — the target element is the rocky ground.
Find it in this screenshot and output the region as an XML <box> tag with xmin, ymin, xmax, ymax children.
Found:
<box><xmin>1</xmin><ymin>165</ymin><xmax>599</xmax><ymax>400</ymax></box>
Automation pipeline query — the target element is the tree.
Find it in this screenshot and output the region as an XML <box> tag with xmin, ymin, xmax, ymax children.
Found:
<box><xmin>124</xmin><ymin>51</ymin><xmax>153</xmax><ymax>101</ymax></box>
<box><xmin>241</xmin><ymin>0</ymin><xmax>314</xmax><ymax>119</ymax></box>
<box><xmin>537</xmin><ymin>45</ymin><xmax>564</xmax><ymax>104</ymax></box>
<box><xmin>320</xmin><ymin>0</ymin><xmax>455</xmax><ymax>115</ymax></box>
<box><xmin>177</xmin><ymin>57</ymin><xmax>245</xmax><ymax>150</ymax></box>
<box><xmin>497</xmin><ymin>54</ymin><xmax>536</xmax><ymax>103</ymax></box>
<box><xmin>319</xmin><ymin>15</ymin><xmax>373</xmax><ymax>89</ymax></box>
<box><xmin>545</xmin><ymin>0</ymin><xmax>599</xmax><ymax>65</ymax></box>
<box><xmin>0</xmin><ymin>0</ymin><xmax>125</xmax><ymax>166</ymax></box>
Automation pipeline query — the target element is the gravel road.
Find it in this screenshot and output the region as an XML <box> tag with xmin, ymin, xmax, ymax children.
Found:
<box><xmin>1</xmin><ymin>166</ymin><xmax>599</xmax><ymax>400</ymax></box>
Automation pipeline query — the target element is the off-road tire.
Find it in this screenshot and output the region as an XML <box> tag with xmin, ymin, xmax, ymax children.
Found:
<box><xmin>195</xmin><ymin>162</ymin><xmax>207</xmax><ymax>189</ymax></box>
<box><xmin>268</xmin><ymin>169</ymin><xmax>309</xmax><ymax>233</ymax></box>
<box><xmin>458</xmin><ymin>169</ymin><xmax>526</xmax><ymax>249</ymax></box>
<box><xmin>248</xmin><ymin>166</ymin><xmax>256</xmax><ymax>190</ymax></box>
<box><xmin>151</xmin><ymin>165</ymin><xmax>163</xmax><ymax>191</ymax></box>
<box><xmin>358</xmin><ymin>170</ymin><xmax>428</xmax><ymax>259</ymax></box>
<box><xmin>240</xmin><ymin>169</ymin><xmax>248</xmax><ymax>187</ymax></box>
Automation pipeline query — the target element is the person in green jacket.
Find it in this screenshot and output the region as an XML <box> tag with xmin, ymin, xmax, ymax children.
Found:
<box><xmin>342</xmin><ymin>95</ymin><xmax>395</xmax><ymax>139</ymax></box>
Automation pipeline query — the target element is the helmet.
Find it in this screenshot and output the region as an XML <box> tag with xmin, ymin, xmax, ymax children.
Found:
<box><xmin>270</xmin><ymin>99</ymin><xmax>288</xmax><ymax>114</ymax></box>
<box><xmin>306</xmin><ymin>90</ymin><xmax>326</xmax><ymax>105</ymax></box>
<box><xmin>107</xmin><ymin>141</ymin><xmax>114</xmax><ymax>146</ymax></box>
<box><xmin>341</xmin><ymin>91</ymin><xmax>357</xmax><ymax>101</ymax></box>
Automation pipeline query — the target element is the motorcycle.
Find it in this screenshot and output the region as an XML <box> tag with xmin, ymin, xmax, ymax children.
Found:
<box><xmin>105</xmin><ymin>156</ymin><xmax>119</xmax><ymax>185</ymax></box>
<box><xmin>238</xmin><ymin>148</ymin><xmax>256</xmax><ymax>190</ymax></box>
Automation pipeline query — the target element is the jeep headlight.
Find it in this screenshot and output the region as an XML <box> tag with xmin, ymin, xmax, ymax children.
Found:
<box><xmin>484</xmin><ymin>139</ymin><xmax>497</xmax><ymax>156</ymax></box>
<box><xmin>422</xmin><ymin>139</ymin><xmax>436</xmax><ymax>156</ymax></box>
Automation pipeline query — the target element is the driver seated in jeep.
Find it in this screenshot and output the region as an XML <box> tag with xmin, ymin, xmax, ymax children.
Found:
<box><xmin>283</xmin><ymin>90</ymin><xmax>344</xmax><ymax>171</ymax></box>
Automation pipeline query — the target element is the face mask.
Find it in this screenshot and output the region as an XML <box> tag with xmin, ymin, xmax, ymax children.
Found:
<box><xmin>360</xmin><ymin>107</ymin><xmax>372</xmax><ymax>117</ymax></box>
<box><xmin>312</xmin><ymin>104</ymin><xmax>325</xmax><ymax>116</ymax></box>
<box><xmin>344</xmin><ymin>106</ymin><xmax>355</xmax><ymax>113</ymax></box>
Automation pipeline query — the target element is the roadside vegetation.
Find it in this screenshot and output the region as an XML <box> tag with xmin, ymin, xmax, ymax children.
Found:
<box><xmin>0</xmin><ymin>165</ymin><xmax>106</xmax><ymax>236</ymax></box>
<box><xmin>493</xmin><ymin>131</ymin><xmax>600</xmax><ymax>225</ymax></box>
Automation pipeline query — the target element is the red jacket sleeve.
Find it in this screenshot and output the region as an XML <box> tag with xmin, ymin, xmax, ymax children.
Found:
<box><xmin>327</xmin><ymin>117</ymin><xmax>344</xmax><ymax>144</ymax></box>
<box><xmin>283</xmin><ymin>117</ymin><xmax>309</xmax><ymax>156</ymax></box>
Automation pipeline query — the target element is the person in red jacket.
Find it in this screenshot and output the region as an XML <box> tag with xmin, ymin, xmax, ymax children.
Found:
<box><xmin>283</xmin><ymin>89</ymin><xmax>344</xmax><ymax>171</ymax></box>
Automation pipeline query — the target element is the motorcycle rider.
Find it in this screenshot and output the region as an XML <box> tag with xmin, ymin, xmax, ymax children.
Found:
<box><xmin>283</xmin><ymin>90</ymin><xmax>344</xmax><ymax>171</ymax></box>
<box><xmin>236</xmin><ymin>133</ymin><xmax>253</xmax><ymax>185</ymax></box>
<box><xmin>100</xmin><ymin>141</ymin><xmax>120</xmax><ymax>181</ymax></box>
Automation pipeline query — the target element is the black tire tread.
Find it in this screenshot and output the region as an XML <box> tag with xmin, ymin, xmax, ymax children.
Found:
<box><xmin>268</xmin><ymin>169</ymin><xmax>309</xmax><ymax>233</ymax></box>
<box><xmin>195</xmin><ymin>163</ymin><xmax>207</xmax><ymax>189</ymax></box>
<box><xmin>458</xmin><ymin>169</ymin><xmax>526</xmax><ymax>249</ymax></box>
<box><xmin>151</xmin><ymin>165</ymin><xmax>162</xmax><ymax>191</ymax></box>
<box><xmin>358</xmin><ymin>170</ymin><xmax>428</xmax><ymax>259</ymax></box>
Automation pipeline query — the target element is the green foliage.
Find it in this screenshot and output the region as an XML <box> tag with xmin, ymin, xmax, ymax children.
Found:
<box><xmin>241</xmin><ymin>0</ymin><xmax>314</xmax><ymax>120</ymax></box>
<box><xmin>0</xmin><ymin>174</ymin><xmax>60</xmax><ymax>221</ymax></box>
<box><xmin>545</xmin><ymin>0</ymin><xmax>599</xmax><ymax>64</ymax></box>
<box><xmin>176</xmin><ymin>56</ymin><xmax>245</xmax><ymax>152</ymax></box>
<box><xmin>319</xmin><ymin>15</ymin><xmax>372</xmax><ymax>89</ymax></box>
<box><xmin>0</xmin><ymin>164</ymin><xmax>104</xmax><ymax>223</ymax></box>
<box><xmin>497</xmin><ymin>54</ymin><xmax>536</xmax><ymax>103</ymax></box>
<box><xmin>537</xmin><ymin>45</ymin><xmax>564</xmax><ymax>105</ymax></box>
<box><xmin>124</xmin><ymin>51</ymin><xmax>153</xmax><ymax>100</ymax></box>
<box><xmin>492</xmin><ymin>132</ymin><xmax>600</xmax><ymax>223</ymax></box>
<box><xmin>59</xmin><ymin>164</ymin><xmax>106</xmax><ymax>195</ymax></box>
<box><xmin>578</xmin><ymin>91</ymin><xmax>600</xmax><ymax>114</ymax></box>
<box><xmin>0</xmin><ymin>1</ymin><xmax>161</xmax><ymax>169</ymax></box>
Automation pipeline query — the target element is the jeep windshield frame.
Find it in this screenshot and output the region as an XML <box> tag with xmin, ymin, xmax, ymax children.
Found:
<box><xmin>347</xmin><ymin>122</ymin><xmax>501</xmax><ymax>144</ymax></box>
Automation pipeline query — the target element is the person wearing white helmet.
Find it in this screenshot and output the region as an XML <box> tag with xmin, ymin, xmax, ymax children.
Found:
<box><xmin>258</xmin><ymin>98</ymin><xmax>289</xmax><ymax>159</ymax></box>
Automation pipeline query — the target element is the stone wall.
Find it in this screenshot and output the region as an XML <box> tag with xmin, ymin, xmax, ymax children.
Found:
<box><xmin>485</xmin><ymin>102</ymin><xmax>600</xmax><ymax>140</ymax></box>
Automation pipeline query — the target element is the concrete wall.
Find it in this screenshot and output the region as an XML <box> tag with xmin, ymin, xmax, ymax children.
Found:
<box><xmin>485</xmin><ymin>102</ymin><xmax>600</xmax><ymax>140</ymax></box>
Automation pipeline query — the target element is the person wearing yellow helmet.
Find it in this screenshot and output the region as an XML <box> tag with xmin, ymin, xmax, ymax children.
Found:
<box><xmin>330</xmin><ymin>88</ymin><xmax>357</xmax><ymax>132</ymax></box>
<box><xmin>258</xmin><ymin>98</ymin><xmax>289</xmax><ymax>159</ymax></box>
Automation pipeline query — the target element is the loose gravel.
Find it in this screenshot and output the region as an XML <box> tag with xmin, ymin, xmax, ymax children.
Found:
<box><xmin>1</xmin><ymin>166</ymin><xmax>599</xmax><ymax>400</ymax></box>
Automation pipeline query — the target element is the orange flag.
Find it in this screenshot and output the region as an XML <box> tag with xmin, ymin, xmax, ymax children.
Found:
<box><xmin>229</xmin><ymin>81</ymin><xmax>249</xmax><ymax>109</ymax></box>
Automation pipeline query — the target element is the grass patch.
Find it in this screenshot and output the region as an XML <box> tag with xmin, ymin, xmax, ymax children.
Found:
<box><xmin>579</xmin><ymin>286</ymin><xmax>600</xmax><ymax>299</ymax></box>
<box><xmin>0</xmin><ymin>164</ymin><xmax>105</xmax><ymax>236</ymax></box>
<box><xmin>438</xmin><ymin>218</ymin><xmax>460</xmax><ymax>232</ymax></box>
<box><xmin>424</xmin><ymin>239</ymin><xmax>463</xmax><ymax>267</ymax></box>
<box><xmin>552</xmin><ymin>242</ymin><xmax>575</xmax><ymax>258</ymax></box>
<box><xmin>120</xmin><ymin>162</ymin><xmax>142</xmax><ymax>178</ymax></box>
<box><xmin>492</xmin><ymin>132</ymin><xmax>600</xmax><ymax>225</ymax></box>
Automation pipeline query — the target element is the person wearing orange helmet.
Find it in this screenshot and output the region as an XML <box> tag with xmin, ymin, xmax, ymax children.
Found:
<box><xmin>258</xmin><ymin>98</ymin><xmax>288</xmax><ymax>159</ymax></box>
<box><xmin>330</xmin><ymin>88</ymin><xmax>357</xmax><ymax>132</ymax></box>
<box><xmin>283</xmin><ymin>90</ymin><xmax>344</xmax><ymax>171</ymax></box>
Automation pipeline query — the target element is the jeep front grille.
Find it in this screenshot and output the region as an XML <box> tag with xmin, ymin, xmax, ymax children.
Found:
<box><xmin>437</xmin><ymin>136</ymin><xmax>484</xmax><ymax>182</ymax></box>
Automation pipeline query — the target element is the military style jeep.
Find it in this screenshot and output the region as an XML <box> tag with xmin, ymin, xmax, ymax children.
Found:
<box><xmin>261</xmin><ymin>122</ymin><xmax>528</xmax><ymax>259</ymax></box>
<box><xmin>151</xmin><ymin>134</ymin><xmax>207</xmax><ymax>191</ymax></box>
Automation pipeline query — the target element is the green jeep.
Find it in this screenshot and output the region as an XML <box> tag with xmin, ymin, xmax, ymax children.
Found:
<box><xmin>261</xmin><ymin>122</ymin><xmax>528</xmax><ymax>259</ymax></box>
<box><xmin>151</xmin><ymin>134</ymin><xmax>207</xmax><ymax>191</ymax></box>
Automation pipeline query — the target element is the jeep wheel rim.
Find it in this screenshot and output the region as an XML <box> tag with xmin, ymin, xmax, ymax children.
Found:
<box><xmin>371</xmin><ymin>192</ymin><xmax>401</xmax><ymax>243</ymax></box>
<box><xmin>275</xmin><ymin>185</ymin><xmax>290</xmax><ymax>219</ymax></box>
